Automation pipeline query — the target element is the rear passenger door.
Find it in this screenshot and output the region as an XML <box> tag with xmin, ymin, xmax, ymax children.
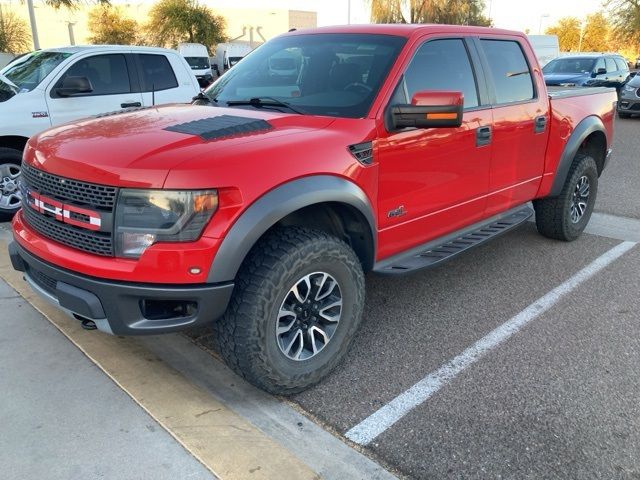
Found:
<box><xmin>477</xmin><ymin>38</ymin><xmax>549</xmax><ymax>215</ymax></box>
<box><xmin>134</xmin><ymin>53</ymin><xmax>196</xmax><ymax>106</ymax></box>
<box><xmin>46</xmin><ymin>53</ymin><xmax>143</xmax><ymax>125</ymax></box>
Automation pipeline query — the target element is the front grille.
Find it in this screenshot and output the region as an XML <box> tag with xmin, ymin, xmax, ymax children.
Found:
<box><xmin>23</xmin><ymin>206</ymin><xmax>114</xmax><ymax>256</ymax></box>
<box><xmin>21</xmin><ymin>164</ymin><xmax>117</xmax><ymax>256</ymax></box>
<box><xmin>22</xmin><ymin>163</ymin><xmax>117</xmax><ymax>209</ymax></box>
<box><xmin>28</xmin><ymin>265</ymin><xmax>58</xmax><ymax>296</ymax></box>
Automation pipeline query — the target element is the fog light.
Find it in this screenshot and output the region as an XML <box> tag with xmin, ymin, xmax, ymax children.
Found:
<box><xmin>119</xmin><ymin>232</ymin><xmax>156</xmax><ymax>257</ymax></box>
<box><xmin>189</xmin><ymin>267</ymin><xmax>202</xmax><ymax>275</ymax></box>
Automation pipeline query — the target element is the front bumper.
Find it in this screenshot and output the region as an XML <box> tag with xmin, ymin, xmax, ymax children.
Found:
<box><xmin>9</xmin><ymin>241</ymin><xmax>234</xmax><ymax>336</ymax></box>
<box><xmin>618</xmin><ymin>93</ymin><xmax>640</xmax><ymax>113</ymax></box>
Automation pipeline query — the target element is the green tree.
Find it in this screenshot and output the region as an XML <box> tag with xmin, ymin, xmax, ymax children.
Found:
<box><xmin>88</xmin><ymin>5</ymin><xmax>139</xmax><ymax>45</ymax></box>
<box><xmin>580</xmin><ymin>12</ymin><xmax>611</xmax><ymax>52</ymax></box>
<box><xmin>545</xmin><ymin>17</ymin><xmax>582</xmax><ymax>51</ymax></box>
<box><xmin>0</xmin><ymin>9</ymin><xmax>31</xmax><ymax>54</ymax></box>
<box><xmin>45</xmin><ymin>0</ymin><xmax>109</xmax><ymax>9</ymax></box>
<box><xmin>370</xmin><ymin>0</ymin><xmax>492</xmax><ymax>26</ymax></box>
<box><xmin>605</xmin><ymin>0</ymin><xmax>640</xmax><ymax>53</ymax></box>
<box><xmin>145</xmin><ymin>0</ymin><xmax>226</xmax><ymax>52</ymax></box>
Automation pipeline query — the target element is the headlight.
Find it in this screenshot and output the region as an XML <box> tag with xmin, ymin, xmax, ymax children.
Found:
<box><xmin>115</xmin><ymin>189</ymin><xmax>218</xmax><ymax>258</ymax></box>
<box><xmin>624</xmin><ymin>84</ymin><xmax>635</xmax><ymax>92</ymax></box>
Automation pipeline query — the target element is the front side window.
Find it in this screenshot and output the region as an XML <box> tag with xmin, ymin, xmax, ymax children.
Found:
<box><xmin>138</xmin><ymin>54</ymin><xmax>179</xmax><ymax>91</ymax></box>
<box><xmin>605</xmin><ymin>58</ymin><xmax>617</xmax><ymax>73</ymax></box>
<box><xmin>58</xmin><ymin>54</ymin><xmax>131</xmax><ymax>96</ymax></box>
<box><xmin>594</xmin><ymin>58</ymin><xmax>606</xmax><ymax>73</ymax></box>
<box><xmin>481</xmin><ymin>40</ymin><xmax>534</xmax><ymax>104</ymax></box>
<box><xmin>2</xmin><ymin>51</ymin><xmax>73</xmax><ymax>92</ymax></box>
<box><xmin>205</xmin><ymin>33</ymin><xmax>406</xmax><ymax>118</ymax></box>
<box><xmin>400</xmin><ymin>38</ymin><xmax>479</xmax><ymax>109</ymax></box>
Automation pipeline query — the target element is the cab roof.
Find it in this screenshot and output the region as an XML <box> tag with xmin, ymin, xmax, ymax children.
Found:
<box><xmin>285</xmin><ymin>23</ymin><xmax>524</xmax><ymax>39</ymax></box>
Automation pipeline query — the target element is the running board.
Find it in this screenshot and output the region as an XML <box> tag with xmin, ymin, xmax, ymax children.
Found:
<box><xmin>374</xmin><ymin>205</ymin><xmax>534</xmax><ymax>275</ymax></box>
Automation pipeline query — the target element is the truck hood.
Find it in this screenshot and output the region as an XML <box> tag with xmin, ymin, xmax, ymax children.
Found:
<box><xmin>544</xmin><ymin>73</ymin><xmax>589</xmax><ymax>85</ymax></box>
<box><xmin>27</xmin><ymin>104</ymin><xmax>336</xmax><ymax>188</ymax></box>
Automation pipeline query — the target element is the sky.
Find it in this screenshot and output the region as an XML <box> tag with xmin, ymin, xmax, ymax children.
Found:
<box><xmin>210</xmin><ymin>0</ymin><xmax>607</xmax><ymax>33</ymax></box>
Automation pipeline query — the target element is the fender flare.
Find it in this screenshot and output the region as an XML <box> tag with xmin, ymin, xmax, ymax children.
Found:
<box><xmin>207</xmin><ymin>175</ymin><xmax>377</xmax><ymax>283</ymax></box>
<box><xmin>549</xmin><ymin>115</ymin><xmax>607</xmax><ymax>196</ymax></box>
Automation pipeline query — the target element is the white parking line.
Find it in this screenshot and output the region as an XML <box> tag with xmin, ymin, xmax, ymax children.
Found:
<box><xmin>346</xmin><ymin>240</ymin><xmax>637</xmax><ymax>446</ymax></box>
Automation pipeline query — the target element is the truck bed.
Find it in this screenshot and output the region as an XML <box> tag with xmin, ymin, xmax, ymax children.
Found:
<box><xmin>547</xmin><ymin>86</ymin><xmax>615</xmax><ymax>99</ymax></box>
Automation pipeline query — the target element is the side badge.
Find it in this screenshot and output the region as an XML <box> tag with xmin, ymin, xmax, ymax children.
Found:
<box><xmin>387</xmin><ymin>205</ymin><xmax>407</xmax><ymax>219</ymax></box>
<box><xmin>32</xmin><ymin>112</ymin><xmax>49</xmax><ymax>118</ymax></box>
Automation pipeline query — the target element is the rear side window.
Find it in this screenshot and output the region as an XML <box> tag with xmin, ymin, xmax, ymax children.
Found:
<box><xmin>138</xmin><ymin>54</ymin><xmax>178</xmax><ymax>92</ymax></box>
<box><xmin>403</xmin><ymin>39</ymin><xmax>479</xmax><ymax>108</ymax></box>
<box><xmin>59</xmin><ymin>54</ymin><xmax>131</xmax><ymax>96</ymax></box>
<box><xmin>605</xmin><ymin>57</ymin><xmax>617</xmax><ymax>73</ymax></box>
<box><xmin>614</xmin><ymin>57</ymin><xmax>629</xmax><ymax>71</ymax></box>
<box><xmin>480</xmin><ymin>40</ymin><xmax>534</xmax><ymax>104</ymax></box>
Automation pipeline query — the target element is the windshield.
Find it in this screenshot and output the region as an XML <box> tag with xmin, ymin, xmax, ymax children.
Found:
<box><xmin>543</xmin><ymin>58</ymin><xmax>596</xmax><ymax>75</ymax></box>
<box><xmin>1</xmin><ymin>51</ymin><xmax>73</xmax><ymax>92</ymax></box>
<box><xmin>205</xmin><ymin>33</ymin><xmax>406</xmax><ymax>118</ymax></box>
<box><xmin>185</xmin><ymin>56</ymin><xmax>210</xmax><ymax>69</ymax></box>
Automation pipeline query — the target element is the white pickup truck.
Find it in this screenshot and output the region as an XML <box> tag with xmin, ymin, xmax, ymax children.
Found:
<box><xmin>0</xmin><ymin>45</ymin><xmax>201</xmax><ymax>219</ymax></box>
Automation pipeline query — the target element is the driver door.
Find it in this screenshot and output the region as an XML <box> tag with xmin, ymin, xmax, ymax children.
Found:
<box><xmin>376</xmin><ymin>37</ymin><xmax>493</xmax><ymax>258</ymax></box>
<box><xmin>46</xmin><ymin>53</ymin><xmax>143</xmax><ymax>126</ymax></box>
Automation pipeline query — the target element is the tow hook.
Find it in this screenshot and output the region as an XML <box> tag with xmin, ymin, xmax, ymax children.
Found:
<box><xmin>81</xmin><ymin>319</ymin><xmax>97</xmax><ymax>330</ymax></box>
<box><xmin>73</xmin><ymin>314</ymin><xmax>97</xmax><ymax>330</ymax></box>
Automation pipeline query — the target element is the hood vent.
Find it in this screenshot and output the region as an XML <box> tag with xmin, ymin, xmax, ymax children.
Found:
<box><xmin>348</xmin><ymin>142</ymin><xmax>374</xmax><ymax>166</ymax></box>
<box><xmin>165</xmin><ymin>115</ymin><xmax>273</xmax><ymax>141</ymax></box>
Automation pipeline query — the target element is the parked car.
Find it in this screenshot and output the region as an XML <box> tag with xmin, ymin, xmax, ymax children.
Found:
<box><xmin>0</xmin><ymin>45</ymin><xmax>201</xmax><ymax>219</ymax></box>
<box><xmin>9</xmin><ymin>25</ymin><xmax>616</xmax><ymax>394</ymax></box>
<box><xmin>618</xmin><ymin>73</ymin><xmax>640</xmax><ymax>117</ymax></box>
<box><xmin>177</xmin><ymin>43</ymin><xmax>213</xmax><ymax>88</ymax></box>
<box><xmin>635</xmin><ymin>56</ymin><xmax>640</xmax><ymax>69</ymax></box>
<box><xmin>543</xmin><ymin>53</ymin><xmax>630</xmax><ymax>91</ymax></box>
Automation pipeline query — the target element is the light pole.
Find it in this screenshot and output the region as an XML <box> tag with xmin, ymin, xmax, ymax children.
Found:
<box><xmin>26</xmin><ymin>0</ymin><xmax>40</xmax><ymax>50</ymax></box>
<box><xmin>347</xmin><ymin>0</ymin><xmax>351</xmax><ymax>25</ymax></box>
<box><xmin>578</xmin><ymin>19</ymin><xmax>586</xmax><ymax>52</ymax></box>
<box><xmin>538</xmin><ymin>13</ymin><xmax>550</xmax><ymax>35</ymax></box>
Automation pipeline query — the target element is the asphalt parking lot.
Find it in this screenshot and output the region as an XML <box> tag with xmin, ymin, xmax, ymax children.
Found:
<box><xmin>2</xmin><ymin>116</ymin><xmax>639</xmax><ymax>479</ymax></box>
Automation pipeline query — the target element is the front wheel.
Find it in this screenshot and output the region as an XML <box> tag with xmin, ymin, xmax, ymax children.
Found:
<box><xmin>214</xmin><ymin>227</ymin><xmax>365</xmax><ymax>395</ymax></box>
<box><xmin>533</xmin><ymin>153</ymin><xmax>598</xmax><ymax>241</ymax></box>
<box><xmin>0</xmin><ymin>148</ymin><xmax>23</xmax><ymax>222</ymax></box>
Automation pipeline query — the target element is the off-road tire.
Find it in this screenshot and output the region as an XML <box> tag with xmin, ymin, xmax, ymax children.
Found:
<box><xmin>0</xmin><ymin>148</ymin><xmax>23</xmax><ymax>222</ymax></box>
<box><xmin>214</xmin><ymin>227</ymin><xmax>365</xmax><ymax>395</ymax></box>
<box><xmin>533</xmin><ymin>153</ymin><xmax>598</xmax><ymax>241</ymax></box>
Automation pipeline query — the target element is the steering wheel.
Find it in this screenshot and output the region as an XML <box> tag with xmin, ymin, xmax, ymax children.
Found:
<box><xmin>343</xmin><ymin>82</ymin><xmax>373</xmax><ymax>94</ymax></box>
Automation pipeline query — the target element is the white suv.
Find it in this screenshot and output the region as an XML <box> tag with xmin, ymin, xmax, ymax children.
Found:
<box><xmin>0</xmin><ymin>45</ymin><xmax>201</xmax><ymax>219</ymax></box>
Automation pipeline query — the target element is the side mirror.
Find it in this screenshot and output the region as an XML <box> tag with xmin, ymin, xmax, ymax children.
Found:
<box><xmin>55</xmin><ymin>76</ymin><xmax>93</xmax><ymax>97</ymax></box>
<box><xmin>592</xmin><ymin>67</ymin><xmax>607</xmax><ymax>77</ymax></box>
<box><xmin>390</xmin><ymin>91</ymin><xmax>463</xmax><ymax>129</ymax></box>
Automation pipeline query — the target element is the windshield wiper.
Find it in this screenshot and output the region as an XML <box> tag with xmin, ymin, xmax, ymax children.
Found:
<box><xmin>226</xmin><ymin>97</ymin><xmax>307</xmax><ymax>115</ymax></box>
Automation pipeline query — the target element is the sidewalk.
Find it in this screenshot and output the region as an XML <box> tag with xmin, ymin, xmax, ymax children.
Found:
<box><xmin>0</xmin><ymin>278</ymin><xmax>216</xmax><ymax>480</ymax></box>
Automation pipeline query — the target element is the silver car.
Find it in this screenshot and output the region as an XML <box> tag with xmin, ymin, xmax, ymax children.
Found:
<box><xmin>618</xmin><ymin>74</ymin><xmax>640</xmax><ymax>118</ymax></box>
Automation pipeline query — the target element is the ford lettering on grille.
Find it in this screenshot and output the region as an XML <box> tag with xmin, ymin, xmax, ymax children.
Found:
<box><xmin>25</xmin><ymin>189</ymin><xmax>102</xmax><ymax>231</ymax></box>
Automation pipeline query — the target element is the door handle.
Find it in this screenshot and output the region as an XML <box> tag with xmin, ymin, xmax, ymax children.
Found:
<box><xmin>121</xmin><ymin>102</ymin><xmax>142</xmax><ymax>108</ymax></box>
<box><xmin>476</xmin><ymin>126</ymin><xmax>491</xmax><ymax>147</ymax></box>
<box><xmin>534</xmin><ymin>115</ymin><xmax>547</xmax><ymax>134</ymax></box>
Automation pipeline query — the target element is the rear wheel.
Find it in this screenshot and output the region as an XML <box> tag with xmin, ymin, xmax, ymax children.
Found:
<box><xmin>533</xmin><ymin>154</ymin><xmax>598</xmax><ymax>241</ymax></box>
<box><xmin>0</xmin><ymin>148</ymin><xmax>23</xmax><ymax>222</ymax></box>
<box><xmin>214</xmin><ymin>227</ymin><xmax>365</xmax><ymax>395</ymax></box>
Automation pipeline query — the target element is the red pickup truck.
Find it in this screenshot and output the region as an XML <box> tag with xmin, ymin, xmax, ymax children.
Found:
<box><xmin>9</xmin><ymin>25</ymin><xmax>616</xmax><ymax>394</ymax></box>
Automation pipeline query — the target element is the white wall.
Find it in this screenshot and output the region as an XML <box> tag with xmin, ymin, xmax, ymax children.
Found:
<box><xmin>0</xmin><ymin>53</ymin><xmax>16</xmax><ymax>69</ymax></box>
